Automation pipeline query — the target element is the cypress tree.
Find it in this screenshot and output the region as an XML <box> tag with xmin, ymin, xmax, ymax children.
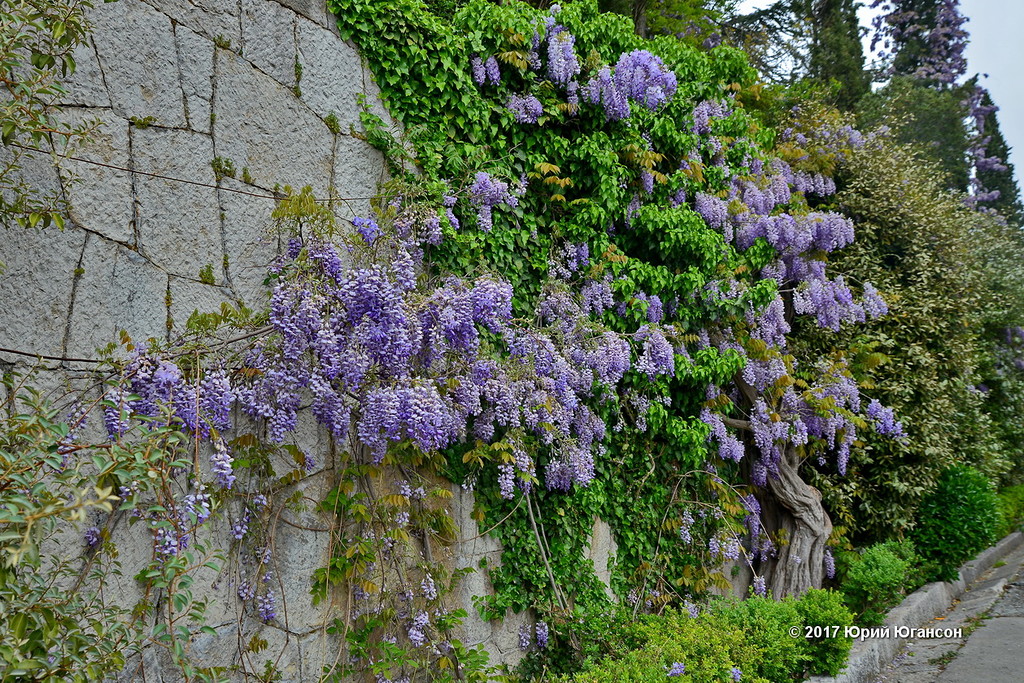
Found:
<box><xmin>975</xmin><ymin>89</ymin><xmax>1024</xmax><ymax>224</ymax></box>
<box><xmin>873</xmin><ymin>0</ymin><xmax>968</xmax><ymax>86</ymax></box>
<box><xmin>807</xmin><ymin>0</ymin><xmax>870</xmax><ymax>110</ymax></box>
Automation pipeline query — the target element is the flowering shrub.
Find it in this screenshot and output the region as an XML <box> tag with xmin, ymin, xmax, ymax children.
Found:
<box><xmin>0</xmin><ymin>373</ymin><xmax>229</xmax><ymax>680</ymax></box>
<box><xmin>327</xmin><ymin>1</ymin><xmax>909</xmax><ymax>646</ymax></box>
<box><xmin>0</xmin><ymin>381</ymin><xmax>135</xmax><ymax>680</ymax></box>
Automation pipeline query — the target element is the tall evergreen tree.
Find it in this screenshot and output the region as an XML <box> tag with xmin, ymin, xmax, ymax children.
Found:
<box><xmin>806</xmin><ymin>0</ymin><xmax>870</xmax><ymax>110</ymax></box>
<box><xmin>870</xmin><ymin>0</ymin><xmax>968</xmax><ymax>86</ymax></box>
<box><xmin>975</xmin><ymin>89</ymin><xmax>1024</xmax><ymax>224</ymax></box>
<box><xmin>598</xmin><ymin>0</ymin><xmax>738</xmax><ymax>40</ymax></box>
<box><xmin>857</xmin><ymin>77</ymin><xmax>972</xmax><ymax>191</ymax></box>
<box><xmin>864</xmin><ymin>1</ymin><xmax>980</xmax><ymax>195</ymax></box>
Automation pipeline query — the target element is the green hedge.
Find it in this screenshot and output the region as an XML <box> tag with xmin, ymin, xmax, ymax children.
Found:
<box><xmin>913</xmin><ymin>465</ymin><xmax>1001</xmax><ymax>582</ymax></box>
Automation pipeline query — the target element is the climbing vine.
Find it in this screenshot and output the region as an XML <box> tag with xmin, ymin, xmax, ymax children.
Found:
<box><xmin>1</xmin><ymin>0</ymin><xmax>961</xmax><ymax>681</ymax></box>
<box><xmin>326</xmin><ymin>0</ymin><xmax>904</xmax><ymax>670</ymax></box>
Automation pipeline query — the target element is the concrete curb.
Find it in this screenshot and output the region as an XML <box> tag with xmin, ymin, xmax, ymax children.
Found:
<box><xmin>807</xmin><ymin>531</ymin><xmax>1024</xmax><ymax>683</ymax></box>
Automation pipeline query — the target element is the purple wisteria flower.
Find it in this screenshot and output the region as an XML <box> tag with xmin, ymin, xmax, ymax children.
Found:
<box><xmin>582</xmin><ymin>66</ymin><xmax>629</xmax><ymax>121</ymax></box>
<box><xmin>535</xmin><ymin>621</ymin><xmax>549</xmax><ymax>649</ymax></box>
<box><xmin>257</xmin><ymin>590</ymin><xmax>277</xmax><ymax>622</ymax></box>
<box><xmin>102</xmin><ymin>387</ymin><xmax>133</xmax><ymax>439</ymax></box>
<box><xmin>484</xmin><ymin>56</ymin><xmax>501</xmax><ymax>84</ymax></box>
<box><xmin>211</xmin><ymin>437</ymin><xmax>236</xmax><ymax>489</ymax></box>
<box><xmin>546</xmin><ymin>31</ymin><xmax>579</xmax><ymax>86</ymax></box>
<box><xmin>408</xmin><ymin>611</ymin><xmax>429</xmax><ymax>647</ymax></box>
<box><xmin>613</xmin><ymin>50</ymin><xmax>677</xmax><ymax>110</ymax></box>
<box><xmin>824</xmin><ymin>547</ymin><xmax>836</xmax><ymax>579</ymax></box>
<box><xmin>470</xmin><ymin>56</ymin><xmax>486</xmax><ymax>85</ymax></box>
<box><xmin>467</xmin><ymin>171</ymin><xmax>519</xmax><ymax>232</ymax></box>
<box><xmin>421</xmin><ymin>574</ymin><xmax>437</xmax><ymax>601</ymax></box>
<box><xmin>507</xmin><ymin>94</ymin><xmax>544</xmax><ymax>124</ymax></box>
<box><xmin>866</xmin><ymin>399</ymin><xmax>905</xmax><ymax>438</ymax></box>
<box><xmin>518</xmin><ymin>623</ymin><xmax>531</xmax><ymax>651</ymax></box>
<box><xmin>353</xmin><ymin>216</ymin><xmax>381</xmax><ymax>244</ymax></box>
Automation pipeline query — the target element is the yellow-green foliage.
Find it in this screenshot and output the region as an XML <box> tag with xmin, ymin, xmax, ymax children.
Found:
<box><xmin>562</xmin><ymin>590</ymin><xmax>852</xmax><ymax>682</ymax></box>
<box><xmin>799</xmin><ymin>132</ymin><xmax>1016</xmax><ymax>540</ymax></box>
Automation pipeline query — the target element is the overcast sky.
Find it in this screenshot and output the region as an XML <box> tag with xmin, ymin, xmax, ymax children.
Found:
<box><xmin>735</xmin><ymin>0</ymin><xmax>1023</xmax><ymax>185</ymax></box>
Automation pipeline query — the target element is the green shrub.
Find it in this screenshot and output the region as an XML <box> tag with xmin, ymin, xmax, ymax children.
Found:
<box><xmin>796</xmin><ymin>589</ymin><xmax>855</xmax><ymax>676</ymax></box>
<box><xmin>996</xmin><ymin>485</ymin><xmax>1024</xmax><ymax>537</ymax></box>
<box><xmin>714</xmin><ymin>596</ymin><xmax>805</xmax><ymax>682</ymax></box>
<box><xmin>562</xmin><ymin>592</ymin><xmax>854</xmax><ymax>682</ymax></box>
<box><xmin>913</xmin><ymin>466</ymin><xmax>1001</xmax><ymax>581</ymax></box>
<box><xmin>563</xmin><ymin>608</ymin><xmax>776</xmax><ymax>683</ymax></box>
<box><xmin>841</xmin><ymin>541</ymin><xmax>921</xmax><ymax>626</ymax></box>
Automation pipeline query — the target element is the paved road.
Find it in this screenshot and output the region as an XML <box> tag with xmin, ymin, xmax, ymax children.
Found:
<box><xmin>872</xmin><ymin>544</ymin><xmax>1024</xmax><ymax>683</ymax></box>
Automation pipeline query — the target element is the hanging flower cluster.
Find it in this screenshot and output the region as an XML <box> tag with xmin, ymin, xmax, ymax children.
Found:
<box><xmin>103</xmin><ymin>192</ymin><xmax>681</xmax><ymax>502</ymax></box>
<box><xmin>473</xmin><ymin>7</ymin><xmax>677</xmax><ymax>124</ymax></box>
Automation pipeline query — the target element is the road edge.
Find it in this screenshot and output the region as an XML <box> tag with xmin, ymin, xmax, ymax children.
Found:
<box><xmin>806</xmin><ymin>531</ymin><xmax>1024</xmax><ymax>683</ymax></box>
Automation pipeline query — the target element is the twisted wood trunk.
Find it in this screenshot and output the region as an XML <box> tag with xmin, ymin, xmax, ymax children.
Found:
<box><xmin>760</xmin><ymin>443</ymin><xmax>832</xmax><ymax>598</ymax></box>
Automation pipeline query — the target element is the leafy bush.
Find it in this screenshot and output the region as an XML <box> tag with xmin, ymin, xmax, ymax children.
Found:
<box><xmin>996</xmin><ymin>485</ymin><xmax>1024</xmax><ymax>538</ymax></box>
<box><xmin>0</xmin><ymin>379</ymin><xmax>138</xmax><ymax>679</ymax></box>
<box><xmin>562</xmin><ymin>608</ymin><xmax>784</xmax><ymax>683</ymax></box>
<box><xmin>795</xmin><ymin>588</ymin><xmax>855</xmax><ymax>676</ymax></box>
<box><xmin>714</xmin><ymin>596</ymin><xmax>805</xmax><ymax>682</ymax></box>
<box><xmin>913</xmin><ymin>466</ymin><xmax>1000</xmax><ymax>581</ymax></box>
<box><xmin>841</xmin><ymin>541</ymin><xmax>921</xmax><ymax>626</ymax></box>
<box><xmin>561</xmin><ymin>591</ymin><xmax>854</xmax><ymax>682</ymax></box>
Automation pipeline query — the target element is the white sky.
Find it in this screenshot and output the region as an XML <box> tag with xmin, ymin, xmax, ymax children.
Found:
<box><xmin>736</xmin><ymin>0</ymin><xmax>1023</xmax><ymax>186</ymax></box>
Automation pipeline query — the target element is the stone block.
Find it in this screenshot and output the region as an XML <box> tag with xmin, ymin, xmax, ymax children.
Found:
<box><xmin>218</xmin><ymin>177</ymin><xmax>280</xmax><ymax>307</ymax></box>
<box><xmin>244</xmin><ymin>625</ymin><xmax>303</xmax><ymax>681</ymax></box>
<box><xmin>298</xmin><ymin>631</ymin><xmax>344</xmax><ymax>681</ymax></box>
<box><xmin>332</xmin><ymin>133</ymin><xmax>386</xmax><ymax>221</ymax></box>
<box><xmin>490</xmin><ymin>607</ymin><xmax>528</xmax><ymax>667</ymax></box>
<box><xmin>452</xmin><ymin>487</ymin><xmax>503</xmax><ymax>564</ymax></box>
<box><xmin>91</xmin><ymin>0</ymin><xmax>186</xmax><ymax>127</ymax></box>
<box><xmin>295</xmin><ymin>16</ymin><xmax>363</xmax><ymax>126</ymax></box>
<box><xmin>59</xmin><ymin>109</ymin><xmax>134</xmax><ymax>244</ymax></box>
<box><xmin>58</xmin><ymin>37</ymin><xmax>111</xmax><ymax>108</ymax></box>
<box><xmin>132</xmin><ymin>126</ymin><xmax>222</xmax><ymax>277</ymax></box>
<box><xmin>449</xmin><ymin>487</ymin><xmax>511</xmax><ymax>655</ymax></box>
<box><xmin>175</xmin><ymin>25</ymin><xmax>215</xmax><ymax>133</ymax></box>
<box><xmin>0</xmin><ymin>225</ymin><xmax>85</xmax><ymax>358</ymax></box>
<box><xmin>116</xmin><ymin>645</ymin><xmax>176</xmax><ymax>682</ymax></box>
<box><xmin>270</xmin><ymin>514</ymin><xmax>331</xmax><ymax>631</ymax></box>
<box><xmin>242</xmin><ymin>0</ymin><xmax>298</xmax><ymax>88</ymax></box>
<box><xmin>189</xmin><ymin>621</ymin><xmax>241</xmax><ymax>670</ymax></box>
<box><xmin>585</xmin><ymin>517</ymin><xmax>618</xmax><ymax>600</ymax></box>
<box><xmin>65</xmin><ymin>235</ymin><xmax>167</xmax><ymax>357</ymax></box>
<box><xmin>361</xmin><ymin>57</ymin><xmax>401</xmax><ymax>134</ymax></box>
<box><xmin>141</xmin><ymin>0</ymin><xmax>241</xmax><ymax>47</ymax></box>
<box><xmin>276</xmin><ymin>0</ymin><xmax>337</xmax><ymax>29</ymax></box>
<box><xmin>213</xmin><ymin>50</ymin><xmax>334</xmax><ymax>198</ymax></box>
<box><xmin>167</xmin><ymin>276</ymin><xmax>234</xmax><ymax>333</ymax></box>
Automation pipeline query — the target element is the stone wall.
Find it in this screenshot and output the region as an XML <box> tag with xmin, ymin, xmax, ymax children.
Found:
<box><xmin>1</xmin><ymin>0</ymin><xmax>389</xmax><ymax>359</ymax></box>
<box><xmin>0</xmin><ymin>1</ymin><xmax>621</xmax><ymax>679</ymax></box>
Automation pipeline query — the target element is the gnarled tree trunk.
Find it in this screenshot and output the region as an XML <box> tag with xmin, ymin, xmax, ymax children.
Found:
<box><xmin>760</xmin><ymin>444</ymin><xmax>832</xmax><ymax>598</ymax></box>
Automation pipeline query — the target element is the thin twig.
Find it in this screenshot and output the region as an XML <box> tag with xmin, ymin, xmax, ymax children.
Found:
<box><xmin>525</xmin><ymin>490</ymin><xmax>568</xmax><ymax>613</ymax></box>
